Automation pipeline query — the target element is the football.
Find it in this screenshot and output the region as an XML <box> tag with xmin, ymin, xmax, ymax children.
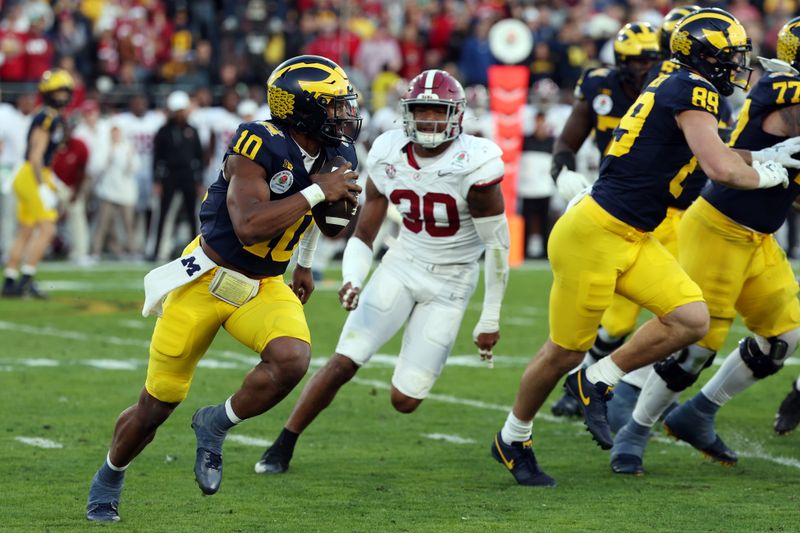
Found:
<box><xmin>311</xmin><ymin>155</ymin><xmax>359</xmax><ymax>237</ymax></box>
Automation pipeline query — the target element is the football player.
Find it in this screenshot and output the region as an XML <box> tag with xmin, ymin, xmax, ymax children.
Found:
<box><xmin>555</xmin><ymin>9</ymin><xmax>735</xmax><ymax>426</ymax></box>
<box><xmin>2</xmin><ymin>69</ymin><xmax>73</xmax><ymax>298</ymax></box>
<box><xmin>254</xmin><ymin>69</ymin><xmax>509</xmax><ymax>475</ymax></box>
<box><xmin>616</xmin><ymin>17</ymin><xmax>800</xmax><ymax>472</ymax></box>
<box><xmin>85</xmin><ymin>56</ymin><xmax>363</xmax><ymax>522</ymax></box>
<box><xmin>550</xmin><ymin>22</ymin><xmax>660</xmax><ymax>203</ymax></box>
<box><xmin>492</xmin><ymin>8</ymin><xmax>800</xmax><ymax>487</ymax></box>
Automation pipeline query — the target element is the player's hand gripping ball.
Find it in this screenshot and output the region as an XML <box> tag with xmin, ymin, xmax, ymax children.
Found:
<box><xmin>311</xmin><ymin>155</ymin><xmax>359</xmax><ymax>237</ymax></box>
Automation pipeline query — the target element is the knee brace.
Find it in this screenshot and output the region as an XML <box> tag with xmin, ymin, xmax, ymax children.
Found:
<box><xmin>740</xmin><ymin>335</ymin><xmax>792</xmax><ymax>379</ymax></box>
<box><xmin>654</xmin><ymin>345</ymin><xmax>716</xmax><ymax>392</ymax></box>
<box><xmin>588</xmin><ymin>327</ymin><xmax>627</xmax><ymax>361</ymax></box>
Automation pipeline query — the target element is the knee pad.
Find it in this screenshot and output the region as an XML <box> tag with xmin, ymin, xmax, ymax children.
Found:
<box><xmin>740</xmin><ymin>336</ymin><xmax>787</xmax><ymax>379</ymax></box>
<box><xmin>654</xmin><ymin>356</ymin><xmax>698</xmax><ymax>392</ymax></box>
<box><xmin>391</xmin><ymin>360</ymin><xmax>437</xmax><ymax>400</ymax></box>
<box><xmin>653</xmin><ymin>345</ymin><xmax>715</xmax><ymax>392</ymax></box>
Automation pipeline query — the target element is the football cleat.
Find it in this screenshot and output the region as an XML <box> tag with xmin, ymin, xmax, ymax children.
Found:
<box><xmin>610</xmin><ymin>454</ymin><xmax>644</xmax><ymax>476</ymax></box>
<box><xmin>774</xmin><ymin>381</ymin><xmax>800</xmax><ymax>435</ymax></box>
<box><xmin>490</xmin><ymin>432</ymin><xmax>556</xmax><ymax>487</ymax></box>
<box><xmin>86</xmin><ymin>502</ymin><xmax>120</xmax><ymax>522</ymax></box>
<box><xmin>191</xmin><ymin>407</ymin><xmax>225</xmax><ymax>495</ymax></box>
<box><xmin>565</xmin><ymin>369</ymin><xmax>614</xmax><ymax>449</ymax></box>
<box><xmin>663</xmin><ymin>406</ymin><xmax>737</xmax><ymax>466</ymax></box>
<box><xmin>255</xmin><ymin>444</ymin><xmax>292</xmax><ymax>474</ymax></box>
<box><xmin>550</xmin><ymin>386</ymin><xmax>582</xmax><ymax>417</ymax></box>
<box><xmin>19</xmin><ymin>278</ymin><xmax>48</xmax><ymax>299</ymax></box>
<box><xmin>1</xmin><ymin>278</ymin><xmax>20</xmax><ymax>297</ymax></box>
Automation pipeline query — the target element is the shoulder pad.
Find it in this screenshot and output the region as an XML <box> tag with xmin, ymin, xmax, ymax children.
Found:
<box><xmin>459</xmin><ymin>134</ymin><xmax>503</xmax><ymax>170</ymax></box>
<box><xmin>367</xmin><ymin>129</ymin><xmax>406</xmax><ymax>168</ymax></box>
<box><xmin>588</xmin><ymin>67</ymin><xmax>611</xmax><ymax>79</ymax></box>
<box><xmin>227</xmin><ymin>121</ymin><xmax>287</xmax><ymax>168</ymax></box>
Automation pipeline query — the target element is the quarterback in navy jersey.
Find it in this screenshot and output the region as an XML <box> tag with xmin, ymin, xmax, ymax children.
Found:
<box><xmin>492</xmin><ymin>8</ymin><xmax>800</xmax><ymax>487</ymax></box>
<box><xmin>86</xmin><ymin>56</ymin><xmax>363</xmax><ymax>522</ymax></box>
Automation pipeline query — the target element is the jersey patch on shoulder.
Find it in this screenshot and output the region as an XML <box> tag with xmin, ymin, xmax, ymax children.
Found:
<box><xmin>592</xmin><ymin>94</ymin><xmax>614</xmax><ymax>115</ymax></box>
<box><xmin>261</xmin><ymin>121</ymin><xmax>285</xmax><ymax>137</ymax></box>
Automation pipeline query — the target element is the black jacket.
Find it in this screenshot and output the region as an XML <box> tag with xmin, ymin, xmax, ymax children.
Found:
<box><xmin>152</xmin><ymin>118</ymin><xmax>203</xmax><ymax>184</ymax></box>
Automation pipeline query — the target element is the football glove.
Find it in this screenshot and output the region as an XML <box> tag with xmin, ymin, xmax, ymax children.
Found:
<box><xmin>753</xmin><ymin>160</ymin><xmax>790</xmax><ymax>189</ymax></box>
<box><xmin>752</xmin><ymin>137</ymin><xmax>800</xmax><ymax>169</ymax></box>
<box><xmin>556</xmin><ymin>168</ymin><xmax>591</xmax><ymax>203</ymax></box>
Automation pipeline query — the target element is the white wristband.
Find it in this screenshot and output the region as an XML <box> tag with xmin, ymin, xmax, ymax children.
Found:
<box><xmin>300</xmin><ymin>183</ymin><xmax>325</xmax><ymax>207</ymax></box>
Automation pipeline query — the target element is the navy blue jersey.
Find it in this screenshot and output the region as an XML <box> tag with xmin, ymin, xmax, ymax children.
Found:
<box><xmin>574</xmin><ymin>67</ymin><xmax>635</xmax><ymax>155</ymax></box>
<box><xmin>593</xmin><ymin>68</ymin><xmax>721</xmax><ymax>231</ymax></box>
<box><xmin>199</xmin><ymin>120</ymin><xmax>358</xmax><ymax>276</ymax></box>
<box><xmin>702</xmin><ymin>72</ymin><xmax>800</xmax><ymax>233</ymax></box>
<box><xmin>25</xmin><ymin>107</ymin><xmax>64</xmax><ymax>166</ymax></box>
<box><xmin>643</xmin><ymin>59</ymin><xmax>682</xmax><ymax>87</ymax></box>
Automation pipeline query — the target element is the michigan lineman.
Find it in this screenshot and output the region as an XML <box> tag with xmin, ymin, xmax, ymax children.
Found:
<box><xmin>634</xmin><ymin>18</ymin><xmax>800</xmax><ymax>469</ymax></box>
<box><xmin>255</xmin><ymin>69</ymin><xmax>509</xmax><ymax>475</ymax></box>
<box><xmin>2</xmin><ymin>69</ymin><xmax>73</xmax><ymax>298</ymax></box>
<box><xmin>491</xmin><ymin>8</ymin><xmax>800</xmax><ymax>486</ymax></box>
<box><xmin>85</xmin><ymin>56</ymin><xmax>362</xmax><ymax>522</ymax></box>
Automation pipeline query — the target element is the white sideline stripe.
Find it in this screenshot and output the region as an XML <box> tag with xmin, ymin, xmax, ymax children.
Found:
<box><xmin>84</xmin><ymin>359</ymin><xmax>139</xmax><ymax>370</ymax></box>
<box><xmin>15</xmin><ymin>436</ymin><xmax>63</xmax><ymax>449</ymax></box>
<box><xmin>422</xmin><ymin>433</ymin><xmax>477</xmax><ymax>445</ymax></box>
<box><xmin>226</xmin><ymin>434</ymin><xmax>272</xmax><ymax>447</ymax></box>
<box><xmin>119</xmin><ymin>320</ymin><xmax>148</xmax><ymax>329</ymax></box>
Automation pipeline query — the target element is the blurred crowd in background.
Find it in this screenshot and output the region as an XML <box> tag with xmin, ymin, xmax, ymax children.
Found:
<box><xmin>2</xmin><ymin>0</ymin><xmax>800</xmax><ymax>267</ymax></box>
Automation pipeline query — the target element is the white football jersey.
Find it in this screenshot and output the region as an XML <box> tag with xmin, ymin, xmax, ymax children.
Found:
<box><xmin>115</xmin><ymin>110</ymin><xmax>165</xmax><ymax>182</ymax></box>
<box><xmin>367</xmin><ymin>129</ymin><xmax>504</xmax><ymax>265</ymax></box>
<box><xmin>204</xmin><ymin>107</ymin><xmax>242</xmax><ymax>186</ymax></box>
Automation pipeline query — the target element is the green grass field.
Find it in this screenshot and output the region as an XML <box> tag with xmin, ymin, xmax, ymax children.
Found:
<box><xmin>2</xmin><ymin>263</ymin><xmax>799</xmax><ymax>532</ymax></box>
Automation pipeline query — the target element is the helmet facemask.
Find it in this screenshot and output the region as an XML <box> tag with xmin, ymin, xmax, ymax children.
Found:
<box><xmin>401</xmin><ymin>100</ymin><xmax>464</xmax><ymax>149</ymax></box>
<box><xmin>318</xmin><ymin>93</ymin><xmax>362</xmax><ymax>146</ymax></box>
<box><xmin>695</xmin><ymin>42</ymin><xmax>752</xmax><ymax>96</ymax></box>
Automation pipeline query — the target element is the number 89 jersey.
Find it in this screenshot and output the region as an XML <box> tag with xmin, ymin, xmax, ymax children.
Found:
<box><xmin>366</xmin><ymin>129</ymin><xmax>504</xmax><ymax>265</ymax></box>
<box><xmin>593</xmin><ymin>68</ymin><xmax>721</xmax><ymax>231</ymax></box>
<box><xmin>200</xmin><ymin>120</ymin><xmax>357</xmax><ymax>276</ymax></box>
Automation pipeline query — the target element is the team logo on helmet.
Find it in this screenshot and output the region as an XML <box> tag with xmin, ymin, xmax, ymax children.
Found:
<box><xmin>777</xmin><ymin>17</ymin><xmax>800</xmax><ymax>69</ymax></box>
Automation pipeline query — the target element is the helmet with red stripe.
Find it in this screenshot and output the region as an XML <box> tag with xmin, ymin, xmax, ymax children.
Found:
<box><xmin>401</xmin><ymin>70</ymin><xmax>466</xmax><ymax>148</ymax></box>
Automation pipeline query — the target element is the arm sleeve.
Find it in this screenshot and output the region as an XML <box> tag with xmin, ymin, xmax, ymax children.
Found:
<box><xmin>341</xmin><ymin>236</ymin><xmax>373</xmax><ymax>288</ymax></box>
<box><xmin>472</xmin><ymin>213</ymin><xmax>510</xmax><ymax>336</ymax></box>
<box><xmin>296</xmin><ymin>223</ymin><xmax>320</xmax><ymax>268</ymax></box>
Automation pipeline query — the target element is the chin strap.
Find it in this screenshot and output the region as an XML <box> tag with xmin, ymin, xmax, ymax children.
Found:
<box><xmin>472</xmin><ymin>214</ymin><xmax>510</xmax><ymax>339</ymax></box>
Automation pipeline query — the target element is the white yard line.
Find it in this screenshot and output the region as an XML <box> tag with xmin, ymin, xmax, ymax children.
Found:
<box><xmin>421</xmin><ymin>433</ymin><xmax>477</xmax><ymax>445</ymax></box>
<box><xmin>226</xmin><ymin>434</ymin><xmax>272</xmax><ymax>447</ymax></box>
<box><xmin>15</xmin><ymin>436</ymin><xmax>63</xmax><ymax>449</ymax></box>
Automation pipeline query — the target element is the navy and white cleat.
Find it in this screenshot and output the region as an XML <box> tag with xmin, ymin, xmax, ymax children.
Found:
<box><xmin>490</xmin><ymin>432</ymin><xmax>556</xmax><ymax>487</ymax></box>
<box><xmin>565</xmin><ymin>369</ymin><xmax>614</xmax><ymax>449</ymax></box>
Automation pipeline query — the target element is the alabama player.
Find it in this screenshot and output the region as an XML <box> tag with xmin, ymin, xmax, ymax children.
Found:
<box><xmin>255</xmin><ymin>69</ymin><xmax>509</xmax><ymax>474</ymax></box>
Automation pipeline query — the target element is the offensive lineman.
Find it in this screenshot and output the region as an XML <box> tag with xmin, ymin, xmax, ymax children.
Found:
<box><xmin>255</xmin><ymin>69</ymin><xmax>509</xmax><ymax>474</ymax></box>
<box><xmin>85</xmin><ymin>55</ymin><xmax>362</xmax><ymax>522</ymax></box>
<box><xmin>491</xmin><ymin>8</ymin><xmax>800</xmax><ymax>487</ymax></box>
<box><xmin>611</xmin><ymin>17</ymin><xmax>800</xmax><ymax>473</ymax></box>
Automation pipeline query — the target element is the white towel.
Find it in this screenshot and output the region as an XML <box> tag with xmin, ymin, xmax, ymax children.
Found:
<box><xmin>142</xmin><ymin>246</ymin><xmax>216</xmax><ymax>317</ymax></box>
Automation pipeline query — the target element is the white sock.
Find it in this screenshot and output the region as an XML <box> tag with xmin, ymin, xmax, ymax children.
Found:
<box><xmin>631</xmin><ymin>370</ymin><xmax>679</xmax><ymax>428</ymax></box>
<box><xmin>4</xmin><ymin>268</ymin><xmax>18</xmax><ymax>279</ymax></box>
<box><xmin>580</xmin><ymin>352</ymin><xmax>596</xmax><ymax>368</ymax></box>
<box><xmin>621</xmin><ymin>365</ymin><xmax>653</xmax><ymax>389</ymax></box>
<box><xmin>500</xmin><ymin>411</ymin><xmax>532</xmax><ymax>445</ymax></box>
<box><xmin>701</xmin><ymin>347</ymin><xmax>757</xmax><ymax>406</ymax></box>
<box><xmin>20</xmin><ymin>264</ymin><xmax>36</xmax><ymax>276</ymax></box>
<box><xmin>795</xmin><ymin>376</ymin><xmax>800</xmax><ymax>391</ymax></box>
<box><xmin>225</xmin><ymin>396</ymin><xmax>243</xmax><ymax>425</ymax></box>
<box><xmin>107</xmin><ymin>452</ymin><xmax>129</xmax><ymax>471</ymax></box>
<box><xmin>585</xmin><ymin>356</ymin><xmax>625</xmax><ymax>386</ymax></box>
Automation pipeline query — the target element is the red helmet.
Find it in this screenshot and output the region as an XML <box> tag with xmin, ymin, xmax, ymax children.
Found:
<box><xmin>401</xmin><ymin>70</ymin><xmax>466</xmax><ymax>148</ymax></box>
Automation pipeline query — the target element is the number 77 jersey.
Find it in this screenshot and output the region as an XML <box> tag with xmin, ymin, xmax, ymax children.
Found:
<box><xmin>366</xmin><ymin>129</ymin><xmax>504</xmax><ymax>264</ymax></box>
<box><xmin>593</xmin><ymin>68</ymin><xmax>722</xmax><ymax>232</ymax></box>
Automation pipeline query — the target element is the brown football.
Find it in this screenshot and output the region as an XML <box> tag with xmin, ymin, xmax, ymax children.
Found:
<box><xmin>311</xmin><ymin>155</ymin><xmax>359</xmax><ymax>238</ymax></box>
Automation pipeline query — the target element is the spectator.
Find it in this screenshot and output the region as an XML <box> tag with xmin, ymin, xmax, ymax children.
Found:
<box><xmin>354</xmin><ymin>21</ymin><xmax>401</xmax><ymax>81</ymax></box>
<box><xmin>518</xmin><ymin>112</ymin><xmax>555</xmax><ymax>259</ymax></box>
<box><xmin>91</xmin><ymin>123</ymin><xmax>139</xmax><ymax>260</ymax></box>
<box><xmin>458</xmin><ymin>16</ymin><xmax>496</xmax><ymax>87</ymax></box>
<box><xmin>51</xmin><ymin>114</ymin><xmax>90</xmax><ymax>263</ymax></box>
<box><xmin>149</xmin><ymin>90</ymin><xmax>203</xmax><ymax>262</ymax></box>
